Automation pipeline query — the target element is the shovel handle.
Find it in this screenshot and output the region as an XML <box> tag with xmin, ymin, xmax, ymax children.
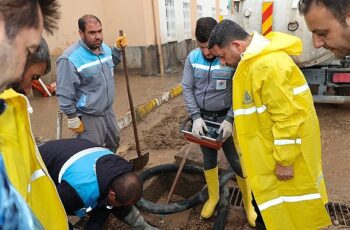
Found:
<box><xmin>119</xmin><ymin>30</ymin><xmax>141</xmax><ymax>156</ymax></box>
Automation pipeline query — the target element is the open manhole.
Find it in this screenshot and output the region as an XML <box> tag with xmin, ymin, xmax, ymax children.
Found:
<box><xmin>229</xmin><ymin>187</ymin><xmax>350</xmax><ymax>227</ymax></box>
<box><xmin>142</xmin><ymin>169</ymin><xmax>206</xmax><ymax>204</ymax></box>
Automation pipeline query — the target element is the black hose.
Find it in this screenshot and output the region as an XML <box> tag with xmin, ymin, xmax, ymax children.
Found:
<box><xmin>213</xmin><ymin>183</ymin><xmax>230</xmax><ymax>230</ymax></box>
<box><xmin>136</xmin><ymin>163</ymin><xmax>235</xmax><ymax>214</ymax></box>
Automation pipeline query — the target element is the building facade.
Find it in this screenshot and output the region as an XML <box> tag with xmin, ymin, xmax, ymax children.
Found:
<box><xmin>44</xmin><ymin>0</ymin><xmax>228</xmax><ymax>77</ymax></box>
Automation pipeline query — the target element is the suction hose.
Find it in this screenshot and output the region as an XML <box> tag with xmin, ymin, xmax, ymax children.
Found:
<box><xmin>136</xmin><ymin>163</ymin><xmax>235</xmax><ymax>214</ymax></box>
<box><xmin>213</xmin><ymin>183</ymin><xmax>230</xmax><ymax>230</ymax></box>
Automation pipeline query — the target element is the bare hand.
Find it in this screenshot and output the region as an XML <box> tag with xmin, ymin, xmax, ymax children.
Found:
<box><xmin>275</xmin><ymin>163</ymin><xmax>294</xmax><ymax>181</ymax></box>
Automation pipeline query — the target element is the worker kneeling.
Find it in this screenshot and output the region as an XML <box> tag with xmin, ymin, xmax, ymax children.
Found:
<box><xmin>39</xmin><ymin>138</ymin><xmax>157</xmax><ymax>230</ymax></box>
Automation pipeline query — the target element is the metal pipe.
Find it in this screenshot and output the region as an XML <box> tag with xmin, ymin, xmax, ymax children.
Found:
<box><xmin>166</xmin><ymin>143</ymin><xmax>193</xmax><ymax>204</ymax></box>
<box><xmin>313</xmin><ymin>95</ymin><xmax>350</xmax><ymax>104</ymax></box>
<box><xmin>56</xmin><ymin>111</ymin><xmax>63</xmax><ymax>139</ymax></box>
<box><xmin>151</xmin><ymin>0</ymin><xmax>164</xmax><ymax>75</ymax></box>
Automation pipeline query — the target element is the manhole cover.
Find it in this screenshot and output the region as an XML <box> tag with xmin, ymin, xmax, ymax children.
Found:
<box><xmin>326</xmin><ymin>202</ymin><xmax>350</xmax><ymax>227</ymax></box>
<box><xmin>229</xmin><ymin>187</ymin><xmax>350</xmax><ymax>227</ymax></box>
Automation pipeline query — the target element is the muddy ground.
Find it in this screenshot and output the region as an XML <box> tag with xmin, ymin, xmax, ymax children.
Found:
<box><xmin>29</xmin><ymin>73</ymin><xmax>350</xmax><ymax>229</ymax></box>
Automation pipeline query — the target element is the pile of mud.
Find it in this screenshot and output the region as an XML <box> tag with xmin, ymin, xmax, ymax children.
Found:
<box><xmin>141</xmin><ymin>106</ymin><xmax>188</xmax><ymax>151</ymax></box>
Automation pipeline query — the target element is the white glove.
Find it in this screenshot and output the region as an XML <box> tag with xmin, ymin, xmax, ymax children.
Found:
<box><xmin>218</xmin><ymin>120</ymin><xmax>232</xmax><ymax>141</ymax></box>
<box><xmin>67</xmin><ymin>116</ymin><xmax>84</xmax><ymax>133</ymax></box>
<box><xmin>192</xmin><ymin>118</ymin><xmax>208</xmax><ymax>139</ymax></box>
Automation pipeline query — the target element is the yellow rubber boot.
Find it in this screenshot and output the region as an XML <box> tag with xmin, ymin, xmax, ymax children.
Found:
<box><xmin>201</xmin><ymin>166</ymin><xmax>220</xmax><ymax>219</ymax></box>
<box><xmin>236</xmin><ymin>176</ymin><xmax>257</xmax><ymax>227</ymax></box>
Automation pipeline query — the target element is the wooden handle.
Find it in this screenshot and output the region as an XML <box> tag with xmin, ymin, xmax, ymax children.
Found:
<box><xmin>119</xmin><ymin>29</ymin><xmax>142</xmax><ymax>156</ymax></box>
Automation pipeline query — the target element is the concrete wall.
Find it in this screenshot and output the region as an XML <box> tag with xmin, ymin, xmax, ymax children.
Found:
<box><xmin>43</xmin><ymin>0</ymin><xmax>227</xmax><ymax>81</ymax></box>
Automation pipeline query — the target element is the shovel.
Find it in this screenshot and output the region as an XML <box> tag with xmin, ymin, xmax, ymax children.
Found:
<box><xmin>119</xmin><ymin>30</ymin><xmax>149</xmax><ymax>170</ymax></box>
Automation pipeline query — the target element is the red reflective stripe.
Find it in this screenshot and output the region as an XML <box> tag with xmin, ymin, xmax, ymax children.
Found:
<box><xmin>332</xmin><ymin>73</ymin><xmax>350</xmax><ymax>83</ymax></box>
<box><xmin>262</xmin><ymin>3</ymin><xmax>273</xmax><ymax>22</ymax></box>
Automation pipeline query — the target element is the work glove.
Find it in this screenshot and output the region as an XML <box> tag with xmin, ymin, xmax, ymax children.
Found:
<box><xmin>67</xmin><ymin>116</ymin><xmax>84</xmax><ymax>133</ymax></box>
<box><xmin>115</xmin><ymin>34</ymin><xmax>127</xmax><ymax>49</ymax></box>
<box><xmin>218</xmin><ymin>120</ymin><xmax>232</xmax><ymax>141</ymax></box>
<box><xmin>192</xmin><ymin>118</ymin><xmax>208</xmax><ymax>139</ymax></box>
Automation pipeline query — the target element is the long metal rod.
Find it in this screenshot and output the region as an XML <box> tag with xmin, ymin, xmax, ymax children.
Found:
<box><xmin>166</xmin><ymin>143</ymin><xmax>193</xmax><ymax>204</ymax></box>
<box><xmin>56</xmin><ymin>111</ymin><xmax>63</xmax><ymax>139</ymax></box>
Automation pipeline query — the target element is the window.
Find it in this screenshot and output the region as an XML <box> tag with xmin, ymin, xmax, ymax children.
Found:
<box><xmin>183</xmin><ymin>2</ymin><xmax>191</xmax><ymax>39</ymax></box>
<box><xmin>212</xmin><ymin>7</ymin><xmax>216</xmax><ymax>19</ymax></box>
<box><xmin>165</xmin><ymin>0</ymin><xmax>176</xmax><ymax>40</ymax></box>
<box><xmin>197</xmin><ymin>5</ymin><xmax>202</xmax><ymax>19</ymax></box>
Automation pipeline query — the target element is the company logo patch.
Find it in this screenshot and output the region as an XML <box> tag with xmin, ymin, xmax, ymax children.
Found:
<box><xmin>216</xmin><ymin>80</ymin><xmax>227</xmax><ymax>90</ymax></box>
<box><xmin>243</xmin><ymin>91</ymin><xmax>253</xmax><ymax>104</ymax></box>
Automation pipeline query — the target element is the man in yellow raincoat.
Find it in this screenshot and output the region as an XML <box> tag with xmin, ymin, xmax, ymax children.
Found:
<box><xmin>208</xmin><ymin>19</ymin><xmax>331</xmax><ymax>229</ymax></box>
<box><xmin>0</xmin><ymin>1</ymin><xmax>68</xmax><ymax>228</ymax></box>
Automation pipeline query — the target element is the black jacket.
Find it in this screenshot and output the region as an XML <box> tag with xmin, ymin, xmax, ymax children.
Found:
<box><xmin>39</xmin><ymin>138</ymin><xmax>133</xmax><ymax>215</ymax></box>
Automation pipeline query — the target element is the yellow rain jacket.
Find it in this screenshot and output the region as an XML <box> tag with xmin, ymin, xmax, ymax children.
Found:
<box><xmin>0</xmin><ymin>89</ymin><xmax>68</xmax><ymax>229</ymax></box>
<box><xmin>233</xmin><ymin>32</ymin><xmax>331</xmax><ymax>229</ymax></box>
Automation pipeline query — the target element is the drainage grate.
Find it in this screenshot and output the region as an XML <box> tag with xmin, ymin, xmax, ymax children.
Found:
<box><xmin>229</xmin><ymin>187</ymin><xmax>350</xmax><ymax>227</ymax></box>
<box><xmin>229</xmin><ymin>186</ymin><xmax>243</xmax><ymax>207</ymax></box>
<box><xmin>326</xmin><ymin>202</ymin><xmax>350</xmax><ymax>227</ymax></box>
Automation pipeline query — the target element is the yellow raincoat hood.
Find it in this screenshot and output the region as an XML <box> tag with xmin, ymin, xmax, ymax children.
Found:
<box><xmin>242</xmin><ymin>31</ymin><xmax>302</xmax><ymax>61</ymax></box>
<box><xmin>233</xmin><ymin>32</ymin><xmax>331</xmax><ymax>229</ymax></box>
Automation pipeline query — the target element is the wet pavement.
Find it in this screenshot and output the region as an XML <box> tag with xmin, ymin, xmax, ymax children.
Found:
<box><xmin>29</xmin><ymin>71</ymin><xmax>183</xmax><ymax>140</ymax></box>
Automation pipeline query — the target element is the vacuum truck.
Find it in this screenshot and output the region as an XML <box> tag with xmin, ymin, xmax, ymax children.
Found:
<box><xmin>226</xmin><ymin>0</ymin><xmax>350</xmax><ymax>103</ymax></box>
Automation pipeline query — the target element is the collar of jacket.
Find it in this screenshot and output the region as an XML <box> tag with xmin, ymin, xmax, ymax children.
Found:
<box><xmin>79</xmin><ymin>39</ymin><xmax>106</xmax><ymax>55</ymax></box>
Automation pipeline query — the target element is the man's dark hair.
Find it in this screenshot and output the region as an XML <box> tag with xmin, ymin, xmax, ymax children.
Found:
<box><xmin>39</xmin><ymin>0</ymin><xmax>60</xmax><ymax>34</ymax></box>
<box><xmin>298</xmin><ymin>0</ymin><xmax>350</xmax><ymax>26</ymax></box>
<box><xmin>11</xmin><ymin>37</ymin><xmax>51</xmax><ymax>94</ymax></box>
<box><xmin>78</xmin><ymin>15</ymin><xmax>102</xmax><ymax>32</ymax></box>
<box><xmin>195</xmin><ymin>17</ymin><xmax>217</xmax><ymax>43</ymax></box>
<box><xmin>208</xmin><ymin>19</ymin><xmax>250</xmax><ymax>49</ymax></box>
<box><xmin>0</xmin><ymin>0</ymin><xmax>60</xmax><ymax>40</ymax></box>
<box><xmin>110</xmin><ymin>172</ymin><xmax>142</xmax><ymax>205</ymax></box>
<box><xmin>25</xmin><ymin>38</ymin><xmax>51</xmax><ymax>74</ymax></box>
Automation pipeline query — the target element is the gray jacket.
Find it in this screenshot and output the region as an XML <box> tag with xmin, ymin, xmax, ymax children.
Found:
<box><xmin>56</xmin><ymin>40</ymin><xmax>121</xmax><ymax>116</ymax></box>
<box><xmin>181</xmin><ymin>48</ymin><xmax>235</xmax><ymax>121</ymax></box>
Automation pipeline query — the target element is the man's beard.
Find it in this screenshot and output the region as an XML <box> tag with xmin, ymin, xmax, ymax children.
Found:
<box><xmin>203</xmin><ymin>55</ymin><xmax>216</xmax><ymax>62</ymax></box>
<box><xmin>85</xmin><ymin>38</ymin><xmax>102</xmax><ymax>51</ymax></box>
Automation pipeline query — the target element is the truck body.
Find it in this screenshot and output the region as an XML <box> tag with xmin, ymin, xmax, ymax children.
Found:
<box><xmin>226</xmin><ymin>0</ymin><xmax>350</xmax><ymax>103</ymax></box>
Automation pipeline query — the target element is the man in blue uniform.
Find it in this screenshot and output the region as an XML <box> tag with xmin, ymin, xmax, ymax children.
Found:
<box><xmin>39</xmin><ymin>138</ymin><xmax>157</xmax><ymax>230</ymax></box>
<box><xmin>56</xmin><ymin>15</ymin><xmax>127</xmax><ymax>153</ymax></box>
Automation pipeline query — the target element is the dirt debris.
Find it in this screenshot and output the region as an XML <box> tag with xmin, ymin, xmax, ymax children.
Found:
<box><xmin>141</xmin><ymin>106</ymin><xmax>188</xmax><ymax>151</ymax></box>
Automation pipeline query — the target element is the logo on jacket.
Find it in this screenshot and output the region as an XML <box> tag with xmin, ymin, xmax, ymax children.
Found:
<box><xmin>243</xmin><ymin>91</ymin><xmax>253</xmax><ymax>104</ymax></box>
<box><xmin>216</xmin><ymin>80</ymin><xmax>227</xmax><ymax>90</ymax></box>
